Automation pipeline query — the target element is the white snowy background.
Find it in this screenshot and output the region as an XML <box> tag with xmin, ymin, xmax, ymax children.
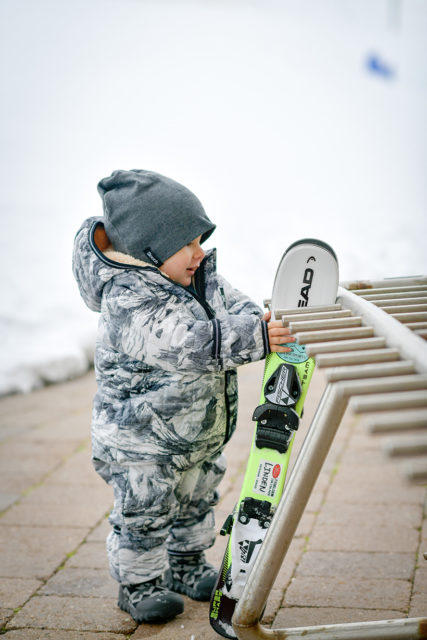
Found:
<box><xmin>0</xmin><ymin>0</ymin><xmax>426</xmax><ymax>395</ymax></box>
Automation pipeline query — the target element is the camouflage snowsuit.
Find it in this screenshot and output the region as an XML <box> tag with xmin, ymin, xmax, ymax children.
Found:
<box><xmin>73</xmin><ymin>217</ymin><xmax>269</xmax><ymax>585</ymax></box>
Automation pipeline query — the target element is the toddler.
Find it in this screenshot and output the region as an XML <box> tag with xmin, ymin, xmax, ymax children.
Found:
<box><xmin>72</xmin><ymin>169</ymin><xmax>293</xmax><ymax>623</ymax></box>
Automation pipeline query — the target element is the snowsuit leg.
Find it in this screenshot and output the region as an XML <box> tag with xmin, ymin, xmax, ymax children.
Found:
<box><xmin>94</xmin><ymin>452</ymin><xmax>226</xmax><ymax>586</ymax></box>
<box><xmin>105</xmin><ymin>460</ymin><xmax>179</xmax><ymax>585</ymax></box>
<box><xmin>167</xmin><ymin>452</ymin><xmax>227</xmax><ymax>554</ymax></box>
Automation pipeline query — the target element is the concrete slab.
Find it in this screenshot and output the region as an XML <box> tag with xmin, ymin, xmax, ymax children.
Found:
<box><xmin>0</xmin><ymin>525</ymin><xmax>89</xmax><ymax>579</ymax></box>
<box><xmin>0</xmin><ymin>500</ymin><xmax>110</xmax><ymax>529</ymax></box>
<box><xmin>66</xmin><ymin>542</ymin><xmax>109</xmax><ymax>570</ymax></box>
<box><xmin>0</xmin><ymin>482</ymin><xmax>113</xmax><ymax>530</ymax></box>
<box><xmin>0</xmin><ymin>440</ymin><xmax>80</xmax><ymax>493</ymax></box>
<box><xmin>40</xmin><ymin>567</ymin><xmax>117</xmax><ymax>598</ymax></box>
<box><xmin>296</xmin><ymin>550</ymin><xmax>415</xmax><ymax>580</ymax></box>
<box><xmin>1</xmin><ymin>360</ymin><xmax>425</xmax><ymax>637</ymax></box>
<box><xmin>308</xmin><ymin>502</ymin><xmax>422</xmax><ymax>553</ymax></box>
<box><xmin>413</xmin><ymin>567</ymin><xmax>427</xmax><ymax>594</ymax></box>
<box><xmin>0</xmin><ymin>577</ymin><xmax>43</xmax><ymax>608</ymax></box>
<box><xmin>316</xmin><ymin>501</ymin><xmax>423</xmax><ymax>528</ymax></box>
<box><xmin>2</xmin><ymin>632</ymin><xmax>126</xmax><ymax>640</ymax></box>
<box><xmin>44</xmin><ymin>448</ymin><xmax>102</xmax><ymax>486</ymax></box>
<box><xmin>326</xmin><ymin>466</ymin><xmax>426</xmax><ymax>505</ymax></box>
<box><xmin>274</xmin><ymin>606</ymin><xmax>404</xmax><ymax>629</ymax></box>
<box><xmin>86</xmin><ymin>516</ymin><xmax>111</xmax><ymax>543</ymax></box>
<box><xmin>0</xmin><ymin>492</ymin><xmax>20</xmax><ymax>512</ymax></box>
<box><xmin>0</xmin><ymin>609</ymin><xmax>14</xmax><ymax>629</ymax></box>
<box><xmin>6</xmin><ymin>596</ymin><xmax>136</xmax><ymax>634</ymax></box>
<box><xmin>262</xmin><ymin>537</ymin><xmax>305</xmax><ymax>624</ymax></box>
<box><xmin>308</xmin><ymin>522</ymin><xmax>419</xmax><ymax>553</ymax></box>
<box><xmin>284</xmin><ymin>575</ymin><xmax>411</xmax><ymax>611</ymax></box>
<box><xmin>409</xmin><ymin>593</ymin><xmax>427</xmax><ymax>617</ymax></box>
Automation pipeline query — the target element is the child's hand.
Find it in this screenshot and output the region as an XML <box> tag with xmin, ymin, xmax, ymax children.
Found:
<box><xmin>263</xmin><ymin>311</ymin><xmax>296</xmax><ymax>353</ymax></box>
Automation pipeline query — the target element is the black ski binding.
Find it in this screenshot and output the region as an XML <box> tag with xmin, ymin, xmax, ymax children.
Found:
<box><xmin>252</xmin><ymin>364</ymin><xmax>301</xmax><ymax>454</ymax></box>
<box><xmin>237</xmin><ymin>497</ymin><xmax>272</xmax><ymax>529</ymax></box>
<box><xmin>252</xmin><ymin>404</ymin><xmax>299</xmax><ymax>453</ymax></box>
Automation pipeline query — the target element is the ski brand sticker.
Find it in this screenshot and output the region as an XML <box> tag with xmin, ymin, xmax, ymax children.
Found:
<box><xmin>279</xmin><ymin>343</ymin><xmax>308</xmax><ymax>364</ymax></box>
<box><xmin>272</xmin><ymin>464</ymin><xmax>281</xmax><ymax>478</ymax></box>
<box><xmin>238</xmin><ymin>538</ymin><xmax>263</xmax><ymax>565</ymax></box>
<box><xmin>298</xmin><ymin>265</ymin><xmax>315</xmax><ymax>307</ymax></box>
<box><xmin>253</xmin><ymin>459</ymin><xmax>282</xmax><ymax>498</ymax></box>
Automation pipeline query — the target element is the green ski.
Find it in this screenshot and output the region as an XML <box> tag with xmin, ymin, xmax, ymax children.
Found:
<box><xmin>209</xmin><ymin>238</ymin><xmax>339</xmax><ymax>638</ymax></box>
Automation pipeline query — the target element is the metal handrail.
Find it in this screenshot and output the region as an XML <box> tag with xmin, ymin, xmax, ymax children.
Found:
<box><xmin>232</xmin><ymin>277</ymin><xmax>427</xmax><ymax>640</ymax></box>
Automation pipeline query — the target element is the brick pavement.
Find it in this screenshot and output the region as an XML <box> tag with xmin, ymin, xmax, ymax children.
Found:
<box><xmin>0</xmin><ymin>361</ymin><xmax>426</xmax><ymax>639</ymax></box>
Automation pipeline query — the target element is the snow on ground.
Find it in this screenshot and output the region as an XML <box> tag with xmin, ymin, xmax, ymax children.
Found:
<box><xmin>0</xmin><ymin>0</ymin><xmax>426</xmax><ymax>395</ymax></box>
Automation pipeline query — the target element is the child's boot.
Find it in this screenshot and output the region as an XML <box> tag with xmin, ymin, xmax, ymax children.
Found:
<box><xmin>165</xmin><ymin>550</ymin><xmax>217</xmax><ymax>601</ymax></box>
<box><xmin>118</xmin><ymin>577</ymin><xmax>184</xmax><ymax>622</ymax></box>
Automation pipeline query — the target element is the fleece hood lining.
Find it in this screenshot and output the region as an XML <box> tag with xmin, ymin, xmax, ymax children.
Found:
<box><xmin>104</xmin><ymin>248</ymin><xmax>153</xmax><ymax>269</ymax></box>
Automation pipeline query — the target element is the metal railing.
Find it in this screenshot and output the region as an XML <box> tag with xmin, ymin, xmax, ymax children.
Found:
<box><xmin>232</xmin><ymin>276</ymin><xmax>427</xmax><ymax>640</ymax></box>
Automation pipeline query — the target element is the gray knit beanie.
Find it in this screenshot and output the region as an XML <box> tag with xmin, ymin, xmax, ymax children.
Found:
<box><xmin>97</xmin><ymin>169</ymin><xmax>216</xmax><ymax>266</ymax></box>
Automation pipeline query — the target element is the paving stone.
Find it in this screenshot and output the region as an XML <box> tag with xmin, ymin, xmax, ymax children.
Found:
<box><xmin>18</xmin><ymin>418</ymin><xmax>89</xmax><ymax>444</ymax></box>
<box><xmin>0</xmin><ymin>440</ymin><xmax>78</xmax><ymax>493</ymax></box>
<box><xmin>67</xmin><ymin>542</ymin><xmax>109</xmax><ymax>570</ymax></box>
<box><xmin>0</xmin><ymin>400</ymin><xmax>59</xmax><ymax>432</ymax></box>
<box><xmin>326</xmin><ymin>465</ymin><xmax>426</xmax><ymax>505</ymax></box>
<box><xmin>45</xmin><ymin>449</ymin><xmax>101</xmax><ymax>486</ymax></box>
<box><xmin>7</xmin><ymin>596</ymin><xmax>136</xmax><ymax>633</ymax></box>
<box><xmin>296</xmin><ymin>551</ymin><xmax>415</xmax><ymax>580</ymax></box>
<box><xmin>1</xmin><ymin>483</ymin><xmax>112</xmax><ymax>528</ymax></box>
<box><xmin>1</xmin><ymin>631</ymin><xmax>126</xmax><ymax>640</ymax></box>
<box><xmin>414</xmin><ymin>567</ymin><xmax>427</xmax><ymax>594</ymax></box>
<box><xmin>1</xmin><ymin>354</ymin><xmax>425</xmax><ymax>635</ymax></box>
<box><xmin>0</xmin><ymin>423</ymin><xmax>29</xmax><ymax>442</ymax></box>
<box><xmin>0</xmin><ymin>577</ymin><xmax>42</xmax><ymax>608</ymax></box>
<box><xmin>0</xmin><ymin>501</ymin><xmax>110</xmax><ymax>529</ymax></box>
<box><xmin>308</xmin><ymin>502</ymin><xmax>421</xmax><ymax>553</ymax></box>
<box><xmin>309</xmin><ymin>502</ymin><xmax>422</xmax><ymax>553</ymax></box>
<box><xmin>316</xmin><ymin>501</ymin><xmax>423</xmax><ymax>528</ymax></box>
<box><xmin>305</xmin><ymin>487</ymin><xmax>327</xmax><ymax>513</ymax></box>
<box><xmin>308</xmin><ymin>521</ymin><xmax>419</xmax><ymax>553</ymax></box>
<box><xmin>262</xmin><ymin>537</ymin><xmax>305</xmax><ymax>624</ymax></box>
<box><xmin>274</xmin><ymin>606</ymin><xmax>404</xmax><ymax>628</ymax></box>
<box><xmin>41</xmin><ymin>567</ymin><xmax>117</xmax><ymax>598</ymax></box>
<box><xmin>294</xmin><ymin>471</ymin><xmax>332</xmax><ymax>514</ymax></box>
<box><xmin>205</xmin><ymin>536</ymin><xmax>227</xmax><ymax>567</ymax></box>
<box><xmin>0</xmin><ymin>492</ymin><xmax>20</xmax><ymax>512</ymax></box>
<box><xmin>294</xmin><ymin>511</ymin><xmax>316</xmax><ymax>538</ymax></box>
<box><xmin>339</xmin><ymin>447</ymin><xmax>396</xmax><ymax>467</ymax></box>
<box><xmin>409</xmin><ymin>593</ymin><xmax>427</xmax><ymax>617</ymax></box>
<box><xmin>348</xmin><ymin>431</ymin><xmax>386</xmax><ymax>452</ymax></box>
<box><xmin>0</xmin><ymin>608</ymin><xmax>14</xmax><ymax>628</ymax></box>
<box><xmin>284</xmin><ymin>576</ymin><xmax>411</xmax><ymax>611</ymax></box>
<box><xmin>20</xmin><ymin>482</ymin><xmax>111</xmax><ymax>507</ymax></box>
<box><xmin>86</xmin><ymin>516</ymin><xmax>110</xmax><ymax>543</ymax></box>
<box><xmin>0</xmin><ymin>371</ymin><xmax>95</xmax><ymax>424</ymax></box>
<box><xmin>335</xmin><ymin>463</ymin><xmax>423</xmax><ymax>491</ymax></box>
<box><xmin>131</xmin><ymin>596</ymin><xmax>213</xmax><ymax>639</ymax></box>
<box><xmin>0</xmin><ymin>525</ymin><xmax>89</xmax><ymax>579</ymax></box>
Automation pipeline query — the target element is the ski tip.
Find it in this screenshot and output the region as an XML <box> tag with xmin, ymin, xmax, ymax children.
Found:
<box><xmin>284</xmin><ymin>238</ymin><xmax>338</xmax><ymax>263</ymax></box>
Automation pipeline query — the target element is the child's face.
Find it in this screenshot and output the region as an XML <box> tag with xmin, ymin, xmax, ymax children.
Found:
<box><xmin>162</xmin><ymin>235</ymin><xmax>205</xmax><ymax>286</ymax></box>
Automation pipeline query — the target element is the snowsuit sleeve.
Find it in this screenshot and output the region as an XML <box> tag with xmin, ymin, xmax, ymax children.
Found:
<box><xmin>214</xmin><ymin>273</ymin><xmax>265</xmax><ymax>318</ymax></box>
<box><xmin>102</xmin><ymin>281</ymin><xmax>269</xmax><ymax>374</ymax></box>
